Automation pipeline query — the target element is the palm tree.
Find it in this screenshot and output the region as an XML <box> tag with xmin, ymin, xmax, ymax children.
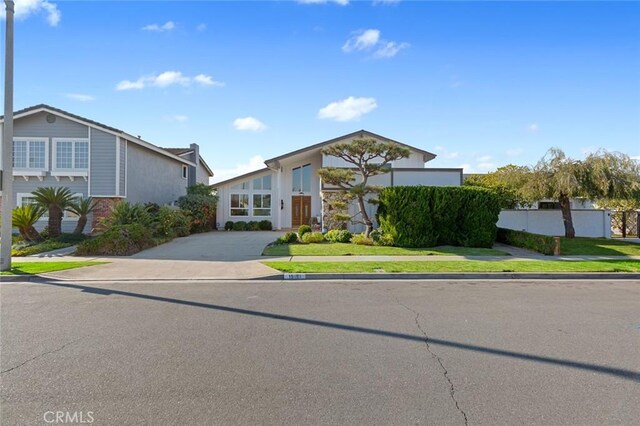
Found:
<box><xmin>31</xmin><ymin>187</ymin><xmax>74</xmax><ymax>238</ymax></box>
<box><xmin>66</xmin><ymin>197</ymin><xmax>96</xmax><ymax>235</ymax></box>
<box><xmin>12</xmin><ymin>205</ymin><xmax>45</xmax><ymax>242</ymax></box>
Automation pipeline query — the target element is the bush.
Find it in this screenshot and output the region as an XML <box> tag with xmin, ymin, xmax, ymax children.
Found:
<box><xmin>248</xmin><ymin>221</ymin><xmax>260</xmax><ymax>231</ymax></box>
<box><xmin>76</xmin><ymin>224</ymin><xmax>154</xmax><ymax>256</ymax></box>
<box><xmin>275</xmin><ymin>231</ymin><xmax>298</xmax><ymax>244</ymax></box>
<box><xmin>351</xmin><ymin>233</ymin><xmax>374</xmax><ymax>245</ymax></box>
<box><xmin>377</xmin><ymin>186</ymin><xmax>501</xmax><ymax>248</ymax></box>
<box><xmin>370</xmin><ymin>229</ymin><xmax>395</xmax><ymax>246</ymax></box>
<box><xmin>144</xmin><ymin>202</ymin><xmax>161</xmax><ymax>215</ymax></box>
<box><xmin>258</xmin><ymin>220</ymin><xmax>273</xmax><ymax>231</ymax></box>
<box><xmin>102</xmin><ymin>202</ymin><xmax>153</xmax><ymax>228</ymax></box>
<box><xmin>496</xmin><ymin>228</ymin><xmax>556</xmax><ymax>256</ymax></box>
<box><xmin>298</xmin><ymin>225</ymin><xmax>312</xmax><ymax>238</ymax></box>
<box><xmin>325</xmin><ymin>229</ymin><xmax>353</xmax><ymax>243</ymax></box>
<box><xmin>177</xmin><ymin>193</ymin><xmax>218</xmax><ymax>233</ymax></box>
<box><xmin>224</xmin><ymin>221</ymin><xmax>234</xmax><ymax>231</ymax></box>
<box><xmin>301</xmin><ymin>231</ymin><xmax>325</xmax><ymax>243</ymax></box>
<box><xmin>233</xmin><ymin>221</ymin><xmax>248</xmax><ymax>231</ymax></box>
<box><xmin>154</xmin><ymin>207</ymin><xmax>192</xmax><ymax>238</ymax></box>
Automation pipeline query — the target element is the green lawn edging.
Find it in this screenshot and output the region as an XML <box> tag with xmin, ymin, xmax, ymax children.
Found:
<box><xmin>263</xmin><ymin>243</ymin><xmax>507</xmax><ymax>257</ymax></box>
<box><xmin>0</xmin><ymin>261</ymin><xmax>108</xmax><ymax>276</ymax></box>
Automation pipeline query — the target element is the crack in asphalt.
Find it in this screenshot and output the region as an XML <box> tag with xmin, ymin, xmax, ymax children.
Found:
<box><xmin>1</xmin><ymin>338</ymin><xmax>82</xmax><ymax>375</ymax></box>
<box><xmin>396</xmin><ymin>298</ymin><xmax>469</xmax><ymax>426</ymax></box>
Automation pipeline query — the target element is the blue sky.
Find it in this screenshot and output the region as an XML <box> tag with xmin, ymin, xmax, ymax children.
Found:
<box><xmin>2</xmin><ymin>0</ymin><xmax>639</xmax><ymax>182</ymax></box>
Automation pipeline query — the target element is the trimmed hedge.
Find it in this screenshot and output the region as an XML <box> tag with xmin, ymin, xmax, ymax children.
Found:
<box><xmin>377</xmin><ymin>186</ymin><xmax>501</xmax><ymax>248</ymax></box>
<box><xmin>325</xmin><ymin>229</ymin><xmax>353</xmax><ymax>243</ymax></box>
<box><xmin>301</xmin><ymin>231</ymin><xmax>325</xmax><ymax>243</ymax></box>
<box><xmin>496</xmin><ymin>227</ymin><xmax>556</xmax><ymax>255</ymax></box>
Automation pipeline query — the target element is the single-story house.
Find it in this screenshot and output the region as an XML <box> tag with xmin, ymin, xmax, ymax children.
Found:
<box><xmin>213</xmin><ymin>130</ymin><xmax>462</xmax><ymax>231</ymax></box>
<box><xmin>0</xmin><ymin>104</ymin><xmax>213</xmax><ymax>233</ymax></box>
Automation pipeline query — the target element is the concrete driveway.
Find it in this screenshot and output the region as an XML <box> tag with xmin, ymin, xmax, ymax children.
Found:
<box><xmin>43</xmin><ymin>231</ymin><xmax>286</xmax><ymax>281</ymax></box>
<box><xmin>132</xmin><ymin>230</ymin><xmax>285</xmax><ymax>261</ymax></box>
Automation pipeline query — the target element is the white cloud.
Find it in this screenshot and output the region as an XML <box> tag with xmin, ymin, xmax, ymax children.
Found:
<box><xmin>318</xmin><ymin>96</ymin><xmax>377</xmax><ymax>122</ymax></box>
<box><xmin>233</xmin><ymin>117</ymin><xmax>267</xmax><ymax>132</ymax></box>
<box><xmin>631</xmin><ymin>155</ymin><xmax>640</xmax><ymax>161</ymax></box>
<box><xmin>476</xmin><ymin>155</ymin><xmax>492</xmax><ymax>163</ymax></box>
<box><xmin>477</xmin><ymin>162</ymin><xmax>495</xmax><ymax>171</ymax></box>
<box><xmin>527</xmin><ymin>123</ymin><xmax>540</xmax><ymax>133</ymax></box>
<box><xmin>65</xmin><ymin>93</ymin><xmax>94</xmax><ymax>102</ymax></box>
<box><xmin>373</xmin><ymin>0</ymin><xmax>401</xmax><ymax>4</ymax></box>
<box><xmin>342</xmin><ymin>29</ymin><xmax>380</xmax><ymax>52</ymax></box>
<box><xmin>196</xmin><ymin>23</ymin><xmax>206</xmax><ymax>32</ymax></box>
<box><xmin>298</xmin><ymin>0</ymin><xmax>349</xmax><ymax>5</ymax></box>
<box><xmin>506</xmin><ymin>148</ymin><xmax>523</xmax><ymax>157</ymax></box>
<box><xmin>142</xmin><ymin>21</ymin><xmax>175</xmax><ymax>32</ymax></box>
<box><xmin>212</xmin><ymin>155</ymin><xmax>266</xmax><ymax>184</ymax></box>
<box><xmin>373</xmin><ymin>41</ymin><xmax>410</xmax><ymax>59</ymax></box>
<box><xmin>173</xmin><ymin>115</ymin><xmax>189</xmax><ymax>123</ymax></box>
<box><xmin>194</xmin><ymin>74</ymin><xmax>224</xmax><ymax>87</ymax></box>
<box><xmin>0</xmin><ymin>0</ymin><xmax>61</xmax><ymax>26</ymax></box>
<box><xmin>116</xmin><ymin>71</ymin><xmax>223</xmax><ymax>91</ymax></box>
<box><xmin>458</xmin><ymin>163</ymin><xmax>472</xmax><ymax>173</ymax></box>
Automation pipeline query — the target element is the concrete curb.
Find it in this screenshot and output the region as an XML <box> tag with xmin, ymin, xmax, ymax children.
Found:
<box><xmin>3</xmin><ymin>272</ymin><xmax>640</xmax><ymax>283</ymax></box>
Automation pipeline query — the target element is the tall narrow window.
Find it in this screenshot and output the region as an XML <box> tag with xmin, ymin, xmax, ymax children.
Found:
<box><xmin>292</xmin><ymin>164</ymin><xmax>311</xmax><ymax>193</ymax></box>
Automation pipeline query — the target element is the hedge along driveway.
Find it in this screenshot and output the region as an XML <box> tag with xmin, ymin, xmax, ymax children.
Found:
<box><xmin>131</xmin><ymin>230</ymin><xmax>287</xmax><ymax>261</ymax></box>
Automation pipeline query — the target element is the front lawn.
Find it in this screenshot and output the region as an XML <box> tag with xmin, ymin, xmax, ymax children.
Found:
<box><xmin>0</xmin><ymin>261</ymin><xmax>108</xmax><ymax>276</ymax></box>
<box><xmin>559</xmin><ymin>237</ymin><xmax>640</xmax><ymax>256</ymax></box>
<box><xmin>263</xmin><ymin>260</ymin><xmax>640</xmax><ymax>273</ymax></box>
<box><xmin>263</xmin><ymin>243</ymin><xmax>507</xmax><ymax>257</ymax></box>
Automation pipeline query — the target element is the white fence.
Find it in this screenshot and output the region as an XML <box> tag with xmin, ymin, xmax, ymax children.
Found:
<box><xmin>497</xmin><ymin>210</ymin><xmax>612</xmax><ymax>238</ymax></box>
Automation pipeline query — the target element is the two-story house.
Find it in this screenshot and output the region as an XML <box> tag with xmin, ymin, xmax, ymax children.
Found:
<box><xmin>213</xmin><ymin>130</ymin><xmax>462</xmax><ymax>232</ymax></box>
<box><xmin>0</xmin><ymin>104</ymin><xmax>213</xmax><ymax>233</ymax></box>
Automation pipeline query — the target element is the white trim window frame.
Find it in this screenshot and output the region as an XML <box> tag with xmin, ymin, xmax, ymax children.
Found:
<box><xmin>252</xmin><ymin>193</ymin><xmax>272</xmax><ymax>217</ymax></box>
<box><xmin>182</xmin><ymin>165</ymin><xmax>188</xmax><ymax>180</ymax></box>
<box><xmin>52</xmin><ymin>137</ymin><xmax>90</xmax><ymax>175</ymax></box>
<box><xmin>17</xmin><ymin>192</ymin><xmax>84</xmax><ymax>221</ymax></box>
<box><xmin>230</xmin><ymin>193</ymin><xmax>249</xmax><ymax>217</ymax></box>
<box><xmin>13</xmin><ymin>137</ymin><xmax>49</xmax><ymax>172</ymax></box>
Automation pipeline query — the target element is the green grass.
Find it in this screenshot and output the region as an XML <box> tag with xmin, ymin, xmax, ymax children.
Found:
<box><xmin>263</xmin><ymin>260</ymin><xmax>640</xmax><ymax>274</ymax></box>
<box><xmin>1</xmin><ymin>261</ymin><xmax>108</xmax><ymax>276</ymax></box>
<box><xmin>263</xmin><ymin>242</ymin><xmax>507</xmax><ymax>257</ymax></box>
<box><xmin>559</xmin><ymin>237</ymin><xmax>640</xmax><ymax>256</ymax></box>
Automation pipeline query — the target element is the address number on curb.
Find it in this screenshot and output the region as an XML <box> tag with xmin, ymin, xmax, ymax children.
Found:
<box><xmin>284</xmin><ymin>273</ymin><xmax>306</xmax><ymax>280</ymax></box>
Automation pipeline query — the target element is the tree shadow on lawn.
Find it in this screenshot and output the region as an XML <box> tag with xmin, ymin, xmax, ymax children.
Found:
<box><xmin>31</xmin><ymin>279</ymin><xmax>640</xmax><ymax>383</ymax></box>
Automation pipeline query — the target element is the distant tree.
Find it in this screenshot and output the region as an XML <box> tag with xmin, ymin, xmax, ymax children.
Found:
<box><xmin>187</xmin><ymin>183</ymin><xmax>216</xmax><ymax>197</ymax></box>
<box><xmin>464</xmin><ymin>164</ymin><xmax>534</xmax><ymax>208</ymax></box>
<box><xmin>318</xmin><ymin>138</ymin><xmax>410</xmax><ymax>237</ymax></box>
<box><xmin>31</xmin><ymin>187</ymin><xmax>75</xmax><ymax>238</ymax></box>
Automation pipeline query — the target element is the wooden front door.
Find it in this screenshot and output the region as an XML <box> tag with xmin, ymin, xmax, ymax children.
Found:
<box><xmin>291</xmin><ymin>196</ymin><xmax>312</xmax><ymax>228</ymax></box>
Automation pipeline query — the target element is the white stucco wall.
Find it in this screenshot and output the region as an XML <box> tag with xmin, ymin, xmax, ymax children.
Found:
<box><xmin>498</xmin><ymin>210</ymin><xmax>612</xmax><ymax>238</ymax></box>
<box><xmin>392</xmin><ymin>169</ymin><xmax>462</xmax><ymax>186</ymax></box>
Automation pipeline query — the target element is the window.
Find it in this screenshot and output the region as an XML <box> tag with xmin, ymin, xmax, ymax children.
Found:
<box><xmin>182</xmin><ymin>165</ymin><xmax>188</xmax><ymax>179</ymax></box>
<box><xmin>13</xmin><ymin>138</ymin><xmax>48</xmax><ymax>170</ymax></box>
<box><xmin>292</xmin><ymin>164</ymin><xmax>311</xmax><ymax>193</ymax></box>
<box><xmin>253</xmin><ymin>194</ymin><xmax>271</xmax><ymax>216</ymax></box>
<box><xmin>230</xmin><ymin>194</ymin><xmax>249</xmax><ymax>216</ymax></box>
<box><xmin>231</xmin><ymin>181</ymin><xmax>249</xmax><ymax>190</ymax></box>
<box><xmin>538</xmin><ymin>201</ymin><xmax>561</xmax><ymax>210</ymax></box>
<box><xmin>53</xmin><ymin>139</ymin><xmax>89</xmax><ymax>170</ymax></box>
<box><xmin>252</xmin><ymin>175</ymin><xmax>272</xmax><ymax>190</ymax></box>
<box><xmin>17</xmin><ymin>194</ymin><xmax>48</xmax><ymax>218</ymax></box>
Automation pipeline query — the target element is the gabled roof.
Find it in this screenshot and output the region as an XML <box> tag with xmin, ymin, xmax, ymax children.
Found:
<box><xmin>1</xmin><ymin>104</ymin><xmax>196</xmax><ymax>167</ymax></box>
<box><xmin>264</xmin><ymin>129</ymin><xmax>436</xmax><ymax>168</ymax></box>
<box><xmin>212</xmin><ymin>167</ymin><xmax>271</xmax><ymax>188</ymax></box>
<box><xmin>162</xmin><ymin>147</ymin><xmax>214</xmax><ymax>177</ymax></box>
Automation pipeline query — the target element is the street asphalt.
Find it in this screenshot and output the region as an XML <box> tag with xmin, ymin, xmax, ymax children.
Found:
<box><xmin>1</xmin><ymin>278</ymin><xmax>638</xmax><ymax>425</ymax></box>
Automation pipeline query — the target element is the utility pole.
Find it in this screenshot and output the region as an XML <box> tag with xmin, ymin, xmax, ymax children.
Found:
<box><xmin>1</xmin><ymin>0</ymin><xmax>15</xmax><ymax>271</ymax></box>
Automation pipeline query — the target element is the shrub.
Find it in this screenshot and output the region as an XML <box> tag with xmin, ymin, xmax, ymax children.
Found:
<box><xmin>12</xmin><ymin>205</ymin><xmax>45</xmax><ymax>242</ymax></box>
<box><xmin>177</xmin><ymin>193</ymin><xmax>218</xmax><ymax>233</ymax></box>
<box><xmin>351</xmin><ymin>233</ymin><xmax>374</xmax><ymax>245</ymax></box>
<box><xmin>248</xmin><ymin>221</ymin><xmax>260</xmax><ymax>231</ymax></box>
<box><xmin>102</xmin><ymin>202</ymin><xmax>153</xmax><ymax>228</ymax></box>
<box><xmin>76</xmin><ymin>224</ymin><xmax>154</xmax><ymax>256</ymax></box>
<box><xmin>258</xmin><ymin>220</ymin><xmax>273</xmax><ymax>231</ymax></box>
<box><xmin>301</xmin><ymin>231</ymin><xmax>325</xmax><ymax>243</ymax></box>
<box><xmin>154</xmin><ymin>207</ymin><xmax>192</xmax><ymax>238</ymax></box>
<box><xmin>371</xmin><ymin>229</ymin><xmax>395</xmax><ymax>246</ymax></box>
<box><xmin>496</xmin><ymin>228</ymin><xmax>556</xmax><ymax>256</ymax></box>
<box><xmin>298</xmin><ymin>225</ymin><xmax>312</xmax><ymax>238</ymax></box>
<box><xmin>377</xmin><ymin>186</ymin><xmax>501</xmax><ymax>248</ymax></box>
<box><xmin>233</xmin><ymin>221</ymin><xmax>248</xmax><ymax>231</ymax></box>
<box><xmin>325</xmin><ymin>229</ymin><xmax>352</xmax><ymax>243</ymax></box>
<box><xmin>275</xmin><ymin>231</ymin><xmax>298</xmax><ymax>244</ymax></box>
<box><xmin>144</xmin><ymin>202</ymin><xmax>161</xmax><ymax>215</ymax></box>
<box><xmin>224</xmin><ymin>221</ymin><xmax>234</xmax><ymax>231</ymax></box>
